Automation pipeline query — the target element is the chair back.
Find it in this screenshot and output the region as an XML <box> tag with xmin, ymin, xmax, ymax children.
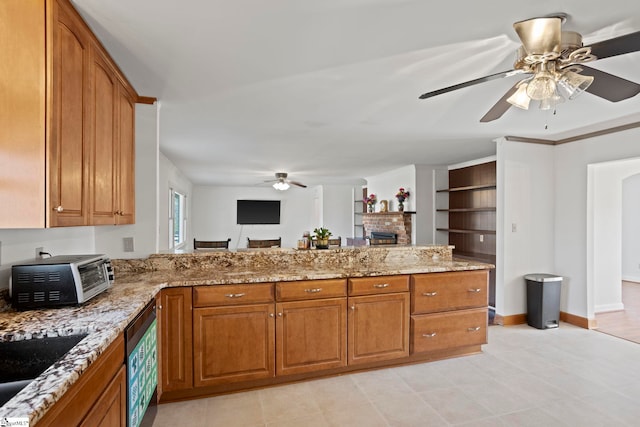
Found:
<box><xmin>194</xmin><ymin>238</ymin><xmax>231</xmax><ymax>249</ymax></box>
<box><xmin>247</xmin><ymin>237</ymin><xmax>282</xmax><ymax>248</ymax></box>
<box><xmin>328</xmin><ymin>237</ymin><xmax>341</xmax><ymax>246</ymax></box>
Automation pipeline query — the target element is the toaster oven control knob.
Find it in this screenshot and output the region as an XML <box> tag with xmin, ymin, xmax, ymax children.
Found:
<box><xmin>54</xmin><ymin>205</ymin><xmax>64</xmax><ymax>212</ymax></box>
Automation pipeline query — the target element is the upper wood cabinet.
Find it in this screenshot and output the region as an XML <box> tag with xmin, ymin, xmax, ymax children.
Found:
<box><xmin>0</xmin><ymin>0</ymin><xmax>143</xmax><ymax>228</ymax></box>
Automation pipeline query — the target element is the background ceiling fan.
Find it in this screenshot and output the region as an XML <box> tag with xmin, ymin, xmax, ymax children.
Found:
<box><xmin>418</xmin><ymin>13</ymin><xmax>640</xmax><ymax>122</ymax></box>
<box><xmin>265</xmin><ymin>172</ymin><xmax>307</xmax><ymax>190</ymax></box>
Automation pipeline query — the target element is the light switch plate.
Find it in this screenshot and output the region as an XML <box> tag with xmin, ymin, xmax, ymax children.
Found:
<box><xmin>123</xmin><ymin>237</ymin><xmax>134</xmax><ymax>252</ymax></box>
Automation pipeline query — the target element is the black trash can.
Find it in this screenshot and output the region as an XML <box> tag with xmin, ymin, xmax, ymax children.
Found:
<box><xmin>525</xmin><ymin>274</ymin><xmax>562</xmax><ymax>329</ymax></box>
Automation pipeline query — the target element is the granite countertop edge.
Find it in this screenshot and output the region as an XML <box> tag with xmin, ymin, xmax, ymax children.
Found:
<box><xmin>0</xmin><ymin>257</ymin><xmax>493</xmax><ymax>422</ymax></box>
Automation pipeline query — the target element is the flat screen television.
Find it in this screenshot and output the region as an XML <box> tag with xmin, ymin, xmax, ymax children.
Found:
<box><xmin>237</xmin><ymin>200</ymin><xmax>281</xmax><ymax>224</ymax></box>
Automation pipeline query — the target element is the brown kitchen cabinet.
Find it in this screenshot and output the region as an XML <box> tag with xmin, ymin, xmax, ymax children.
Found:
<box><xmin>347</xmin><ymin>276</ymin><xmax>410</xmax><ymax>365</ymax></box>
<box><xmin>192</xmin><ymin>284</ymin><xmax>276</xmax><ymax>387</ymax></box>
<box><xmin>275</xmin><ymin>279</ymin><xmax>347</xmax><ymax>375</ymax></box>
<box><xmin>89</xmin><ymin>45</ymin><xmax>136</xmax><ymax>225</ymax></box>
<box><xmin>0</xmin><ymin>0</ymin><xmax>141</xmax><ymax>228</ymax></box>
<box><xmin>410</xmin><ymin>271</ymin><xmax>488</xmax><ymax>355</ymax></box>
<box><xmin>35</xmin><ymin>336</ymin><xmax>126</xmax><ymax>427</ymax></box>
<box><xmin>158</xmin><ymin>287</ymin><xmax>193</xmax><ymax>393</ymax></box>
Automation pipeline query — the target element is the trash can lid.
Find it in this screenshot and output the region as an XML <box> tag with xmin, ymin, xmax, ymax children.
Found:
<box><xmin>524</xmin><ymin>273</ymin><xmax>563</xmax><ymax>282</ymax></box>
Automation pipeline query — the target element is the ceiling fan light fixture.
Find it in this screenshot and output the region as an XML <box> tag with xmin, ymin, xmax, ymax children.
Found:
<box><xmin>273</xmin><ymin>181</ymin><xmax>290</xmax><ymax>191</ymax></box>
<box><xmin>507</xmin><ymin>82</ymin><xmax>531</xmax><ymax>110</ymax></box>
<box><xmin>526</xmin><ymin>69</ymin><xmax>557</xmax><ymax>100</ymax></box>
<box><xmin>539</xmin><ymin>93</ymin><xmax>564</xmax><ymax>110</ymax></box>
<box><xmin>556</xmin><ymin>70</ymin><xmax>594</xmax><ymax>100</ymax></box>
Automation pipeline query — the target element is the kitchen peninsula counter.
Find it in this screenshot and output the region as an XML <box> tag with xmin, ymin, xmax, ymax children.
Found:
<box><xmin>0</xmin><ymin>245</ymin><xmax>493</xmax><ymax>423</ymax></box>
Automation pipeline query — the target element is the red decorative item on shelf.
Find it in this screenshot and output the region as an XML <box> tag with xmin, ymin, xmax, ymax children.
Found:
<box><xmin>395</xmin><ymin>188</ymin><xmax>410</xmax><ymax>212</ymax></box>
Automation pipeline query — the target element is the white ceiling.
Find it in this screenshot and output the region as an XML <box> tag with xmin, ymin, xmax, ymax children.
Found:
<box><xmin>71</xmin><ymin>0</ymin><xmax>640</xmax><ymax>187</ymax></box>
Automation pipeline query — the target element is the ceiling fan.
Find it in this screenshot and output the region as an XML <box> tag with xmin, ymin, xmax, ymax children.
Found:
<box><xmin>265</xmin><ymin>172</ymin><xmax>307</xmax><ymax>190</ymax></box>
<box><xmin>418</xmin><ymin>14</ymin><xmax>640</xmax><ymax>122</ymax></box>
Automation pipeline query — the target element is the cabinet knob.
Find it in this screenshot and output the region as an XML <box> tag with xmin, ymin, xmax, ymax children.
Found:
<box><xmin>422</xmin><ymin>292</ymin><xmax>437</xmax><ymax>297</ymax></box>
<box><xmin>467</xmin><ymin>288</ymin><xmax>481</xmax><ymax>293</ymax></box>
<box><xmin>277</xmin><ymin>312</ymin><xmax>283</xmax><ymax>317</ymax></box>
<box><xmin>373</xmin><ymin>283</ymin><xmax>389</xmax><ymax>289</ymax></box>
<box><xmin>422</xmin><ymin>332</ymin><xmax>437</xmax><ymax>338</ymax></box>
<box><xmin>467</xmin><ymin>326</ymin><xmax>481</xmax><ymax>332</ymax></box>
<box><xmin>269</xmin><ymin>313</ymin><xmax>275</xmax><ymax>318</ymax></box>
<box><xmin>54</xmin><ymin>206</ymin><xmax>64</xmax><ymax>212</ymax></box>
<box><xmin>350</xmin><ymin>306</ymin><xmax>355</xmax><ymax>311</ymax></box>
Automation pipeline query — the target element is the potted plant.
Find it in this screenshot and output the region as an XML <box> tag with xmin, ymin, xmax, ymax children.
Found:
<box><xmin>395</xmin><ymin>188</ymin><xmax>410</xmax><ymax>212</ymax></box>
<box><xmin>313</xmin><ymin>227</ymin><xmax>332</xmax><ymax>249</ymax></box>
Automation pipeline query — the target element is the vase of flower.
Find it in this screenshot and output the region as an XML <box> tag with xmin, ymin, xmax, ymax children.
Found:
<box><xmin>395</xmin><ymin>187</ymin><xmax>410</xmax><ymax>212</ymax></box>
<box><xmin>363</xmin><ymin>193</ymin><xmax>377</xmax><ymax>213</ymax></box>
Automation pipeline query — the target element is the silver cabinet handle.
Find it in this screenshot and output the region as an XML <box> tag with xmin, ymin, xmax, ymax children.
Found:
<box><xmin>269</xmin><ymin>313</ymin><xmax>275</xmax><ymax>318</ymax></box>
<box><xmin>224</xmin><ymin>293</ymin><xmax>246</xmax><ymax>298</ymax></box>
<box><xmin>468</xmin><ymin>288</ymin><xmax>481</xmax><ymax>293</ymax></box>
<box><xmin>54</xmin><ymin>206</ymin><xmax>64</xmax><ymax>212</ymax></box>
<box><xmin>422</xmin><ymin>292</ymin><xmax>437</xmax><ymax>296</ymax></box>
<box><xmin>350</xmin><ymin>306</ymin><xmax>355</xmax><ymax>310</ymax></box>
<box><xmin>277</xmin><ymin>312</ymin><xmax>283</xmax><ymax>317</ymax></box>
<box><xmin>467</xmin><ymin>327</ymin><xmax>481</xmax><ymax>332</ymax></box>
<box><xmin>373</xmin><ymin>283</ymin><xmax>389</xmax><ymax>288</ymax></box>
<box><xmin>305</xmin><ymin>288</ymin><xmax>322</xmax><ymax>293</ymax></box>
<box><xmin>422</xmin><ymin>332</ymin><xmax>437</xmax><ymax>338</ymax></box>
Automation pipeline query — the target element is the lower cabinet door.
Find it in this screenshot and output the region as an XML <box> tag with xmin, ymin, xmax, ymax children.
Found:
<box><xmin>348</xmin><ymin>293</ymin><xmax>410</xmax><ymax>365</ymax></box>
<box><xmin>80</xmin><ymin>365</ymin><xmax>126</xmax><ymax>427</ymax></box>
<box><xmin>193</xmin><ymin>303</ymin><xmax>275</xmax><ymax>387</ymax></box>
<box><xmin>276</xmin><ymin>298</ymin><xmax>347</xmax><ymax>376</ymax></box>
<box><xmin>411</xmin><ymin>308</ymin><xmax>487</xmax><ymax>354</ymax></box>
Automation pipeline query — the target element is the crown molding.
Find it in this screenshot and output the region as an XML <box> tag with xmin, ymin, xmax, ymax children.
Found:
<box><xmin>505</xmin><ymin>120</ymin><xmax>640</xmax><ymax>146</ymax></box>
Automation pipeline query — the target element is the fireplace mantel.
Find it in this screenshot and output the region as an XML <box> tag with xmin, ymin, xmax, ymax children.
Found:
<box><xmin>362</xmin><ymin>211</ymin><xmax>415</xmax><ymax>245</ymax></box>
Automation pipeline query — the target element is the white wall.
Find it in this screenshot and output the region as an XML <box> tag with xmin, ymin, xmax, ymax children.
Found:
<box><xmin>589</xmin><ymin>158</ymin><xmax>640</xmax><ymax>313</ymax></box>
<box><xmin>322</xmin><ymin>185</ymin><xmax>357</xmax><ymax>244</ymax></box>
<box><xmin>94</xmin><ymin>104</ymin><xmax>159</xmax><ymax>258</ymax></box>
<box><xmin>415</xmin><ymin>165</ymin><xmax>447</xmax><ymax>245</ymax></box>
<box><xmin>191</xmin><ymin>185</ymin><xmax>321</xmax><ymax>250</ymax></box>
<box><xmin>622</xmin><ymin>173</ymin><xmax>640</xmax><ymax>283</ymax></box>
<box><xmin>555</xmin><ymin>127</ymin><xmax>640</xmax><ymax>319</ymax></box>
<box><xmin>496</xmin><ymin>139</ymin><xmax>555</xmax><ymax>316</ymax></box>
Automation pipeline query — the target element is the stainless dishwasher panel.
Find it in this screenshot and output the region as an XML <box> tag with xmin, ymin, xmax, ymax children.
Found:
<box><xmin>126</xmin><ymin>300</ymin><xmax>158</xmax><ymax>427</ymax></box>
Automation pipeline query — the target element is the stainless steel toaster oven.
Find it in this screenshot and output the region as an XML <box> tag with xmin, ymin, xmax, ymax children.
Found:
<box><xmin>10</xmin><ymin>254</ymin><xmax>113</xmax><ymax>309</ymax></box>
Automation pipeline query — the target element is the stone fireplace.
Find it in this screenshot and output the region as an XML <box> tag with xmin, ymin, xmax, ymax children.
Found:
<box><xmin>362</xmin><ymin>212</ymin><xmax>413</xmax><ymax>245</ymax></box>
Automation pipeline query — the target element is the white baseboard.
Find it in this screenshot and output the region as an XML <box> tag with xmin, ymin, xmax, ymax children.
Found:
<box><xmin>595</xmin><ymin>302</ymin><xmax>625</xmax><ymax>313</ymax></box>
<box><xmin>622</xmin><ymin>275</ymin><xmax>640</xmax><ymax>283</ymax></box>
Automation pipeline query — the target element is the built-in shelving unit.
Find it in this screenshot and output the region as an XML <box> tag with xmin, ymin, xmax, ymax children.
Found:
<box><xmin>353</xmin><ymin>187</ymin><xmax>367</xmax><ymax>238</ymax></box>
<box><xmin>435</xmin><ymin>161</ymin><xmax>496</xmax><ymax>318</ymax></box>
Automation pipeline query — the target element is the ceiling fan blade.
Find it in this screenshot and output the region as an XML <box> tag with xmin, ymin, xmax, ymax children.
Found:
<box><xmin>479</xmin><ymin>83</ymin><xmax>519</xmax><ymax>123</ymax></box>
<box><xmin>577</xmin><ymin>65</ymin><xmax>640</xmax><ymax>102</ymax></box>
<box><xmin>418</xmin><ymin>70</ymin><xmax>522</xmax><ymax>99</ymax></box>
<box><xmin>588</xmin><ymin>30</ymin><xmax>640</xmax><ymax>60</ymax></box>
<box><xmin>513</xmin><ymin>17</ymin><xmax>562</xmax><ymax>55</ymax></box>
<box><xmin>289</xmin><ymin>181</ymin><xmax>307</xmax><ymax>188</ymax></box>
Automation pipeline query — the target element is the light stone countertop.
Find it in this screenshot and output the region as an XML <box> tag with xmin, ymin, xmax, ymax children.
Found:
<box><xmin>0</xmin><ymin>245</ymin><xmax>493</xmax><ymax>423</ymax></box>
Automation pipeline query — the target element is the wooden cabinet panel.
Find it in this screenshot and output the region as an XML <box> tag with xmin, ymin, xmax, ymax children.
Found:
<box><xmin>412</xmin><ymin>271</ymin><xmax>488</xmax><ymax>314</ymax></box>
<box><xmin>193</xmin><ymin>283</ymin><xmax>274</xmax><ymax>307</ymax></box>
<box><xmin>348</xmin><ymin>293</ymin><xmax>410</xmax><ymax>365</ymax></box>
<box><xmin>89</xmin><ymin>47</ymin><xmax>117</xmax><ymax>225</ymax></box>
<box><xmin>348</xmin><ymin>275</ymin><xmax>409</xmax><ymax>296</ymax></box>
<box><xmin>276</xmin><ymin>298</ymin><xmax>347</xmax><ymax>376</ymax></box>
<box><xmin>276</xmin><ymin>279</ymin><xmax>347</xmax><ymax>301</ymax></box>
<box><xmin>193</xmin><ymin>303</ymin><xmax>275</xmax><ymax>387</ymax></box>
<box><xmin>411</xmin><ymin>308</ymin><xmax>487</xmax><ymax>354</ymax></box>
<box><xmin>159</xmin><ymin>288</ymin><xmax>193</xmax><ymax>393</ymax></box>
<box><xmin>35</xmin><ymin>335</ymin><xmax>125</xmax><ymax>427</ymax></box>
<box><xmin>116</xmin><ymin>85</ymin><xmax>135</xmax><ymax>224</ymax></box>
<box><xmin>79</xmin><ymin>365</ymin><xmax>126</xmax><ymax>427</ymax></box>
<box><xmin>49</xmin><ymin>0</ymin><xmax>91</xmax><ymax>227</ymax></box>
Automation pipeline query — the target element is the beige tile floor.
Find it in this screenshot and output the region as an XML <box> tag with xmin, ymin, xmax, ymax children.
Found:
<box><xmin>153</xmin><ymin>323</ymin><xmax>640</xmax><ymax>426</ymax></box>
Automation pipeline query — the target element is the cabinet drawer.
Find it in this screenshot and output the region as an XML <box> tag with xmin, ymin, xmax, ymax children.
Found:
<box><xmin>348</xmin><ymin>275</ymin><xmax>409</xmax><ymax>296</ymax></box>
<box><xmin>193</xmin><ymin>283</ymin><xmax>274</xmax><ymax>307</ymax></box>
<box><xmin>411</xmin><ymin>271</ymin><xmax>488</xmax><ymax>314</ymax></box>
<box><xmin>411</xmin><ymin>308</ymin><xmax>487</xmax><ymax>354</ymax></box>
<box><xmin>276</xmin><ymin>279</ymin><xmax>347</xmax><ymax>301</ymax></box>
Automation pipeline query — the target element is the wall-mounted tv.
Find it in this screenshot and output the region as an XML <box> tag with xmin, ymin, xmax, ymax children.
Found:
<box><xmin>237</xmin><ymin>200</ymin><xmax>281</xmax><ymax>224</ymax></box>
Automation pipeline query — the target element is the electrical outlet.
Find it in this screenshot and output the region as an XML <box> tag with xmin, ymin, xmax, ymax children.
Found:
<box><xmin>512</xmin><ymin>223</ymin><xmax>517</xmax><ymax>233</ymax></box>
<box><xmin>36</xmin><ymin>247</ymin><xmax>44</xmax><ymax>259</ymax></box>
<box><xmin>479</xmin><ymin>234</ymin><xmax>484</xmax><ymax>243</ymax></box>
<box><xmin>123</xmin><ymin>237</ymin><xmax>134</xmax><ymax>252</ymax></box>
